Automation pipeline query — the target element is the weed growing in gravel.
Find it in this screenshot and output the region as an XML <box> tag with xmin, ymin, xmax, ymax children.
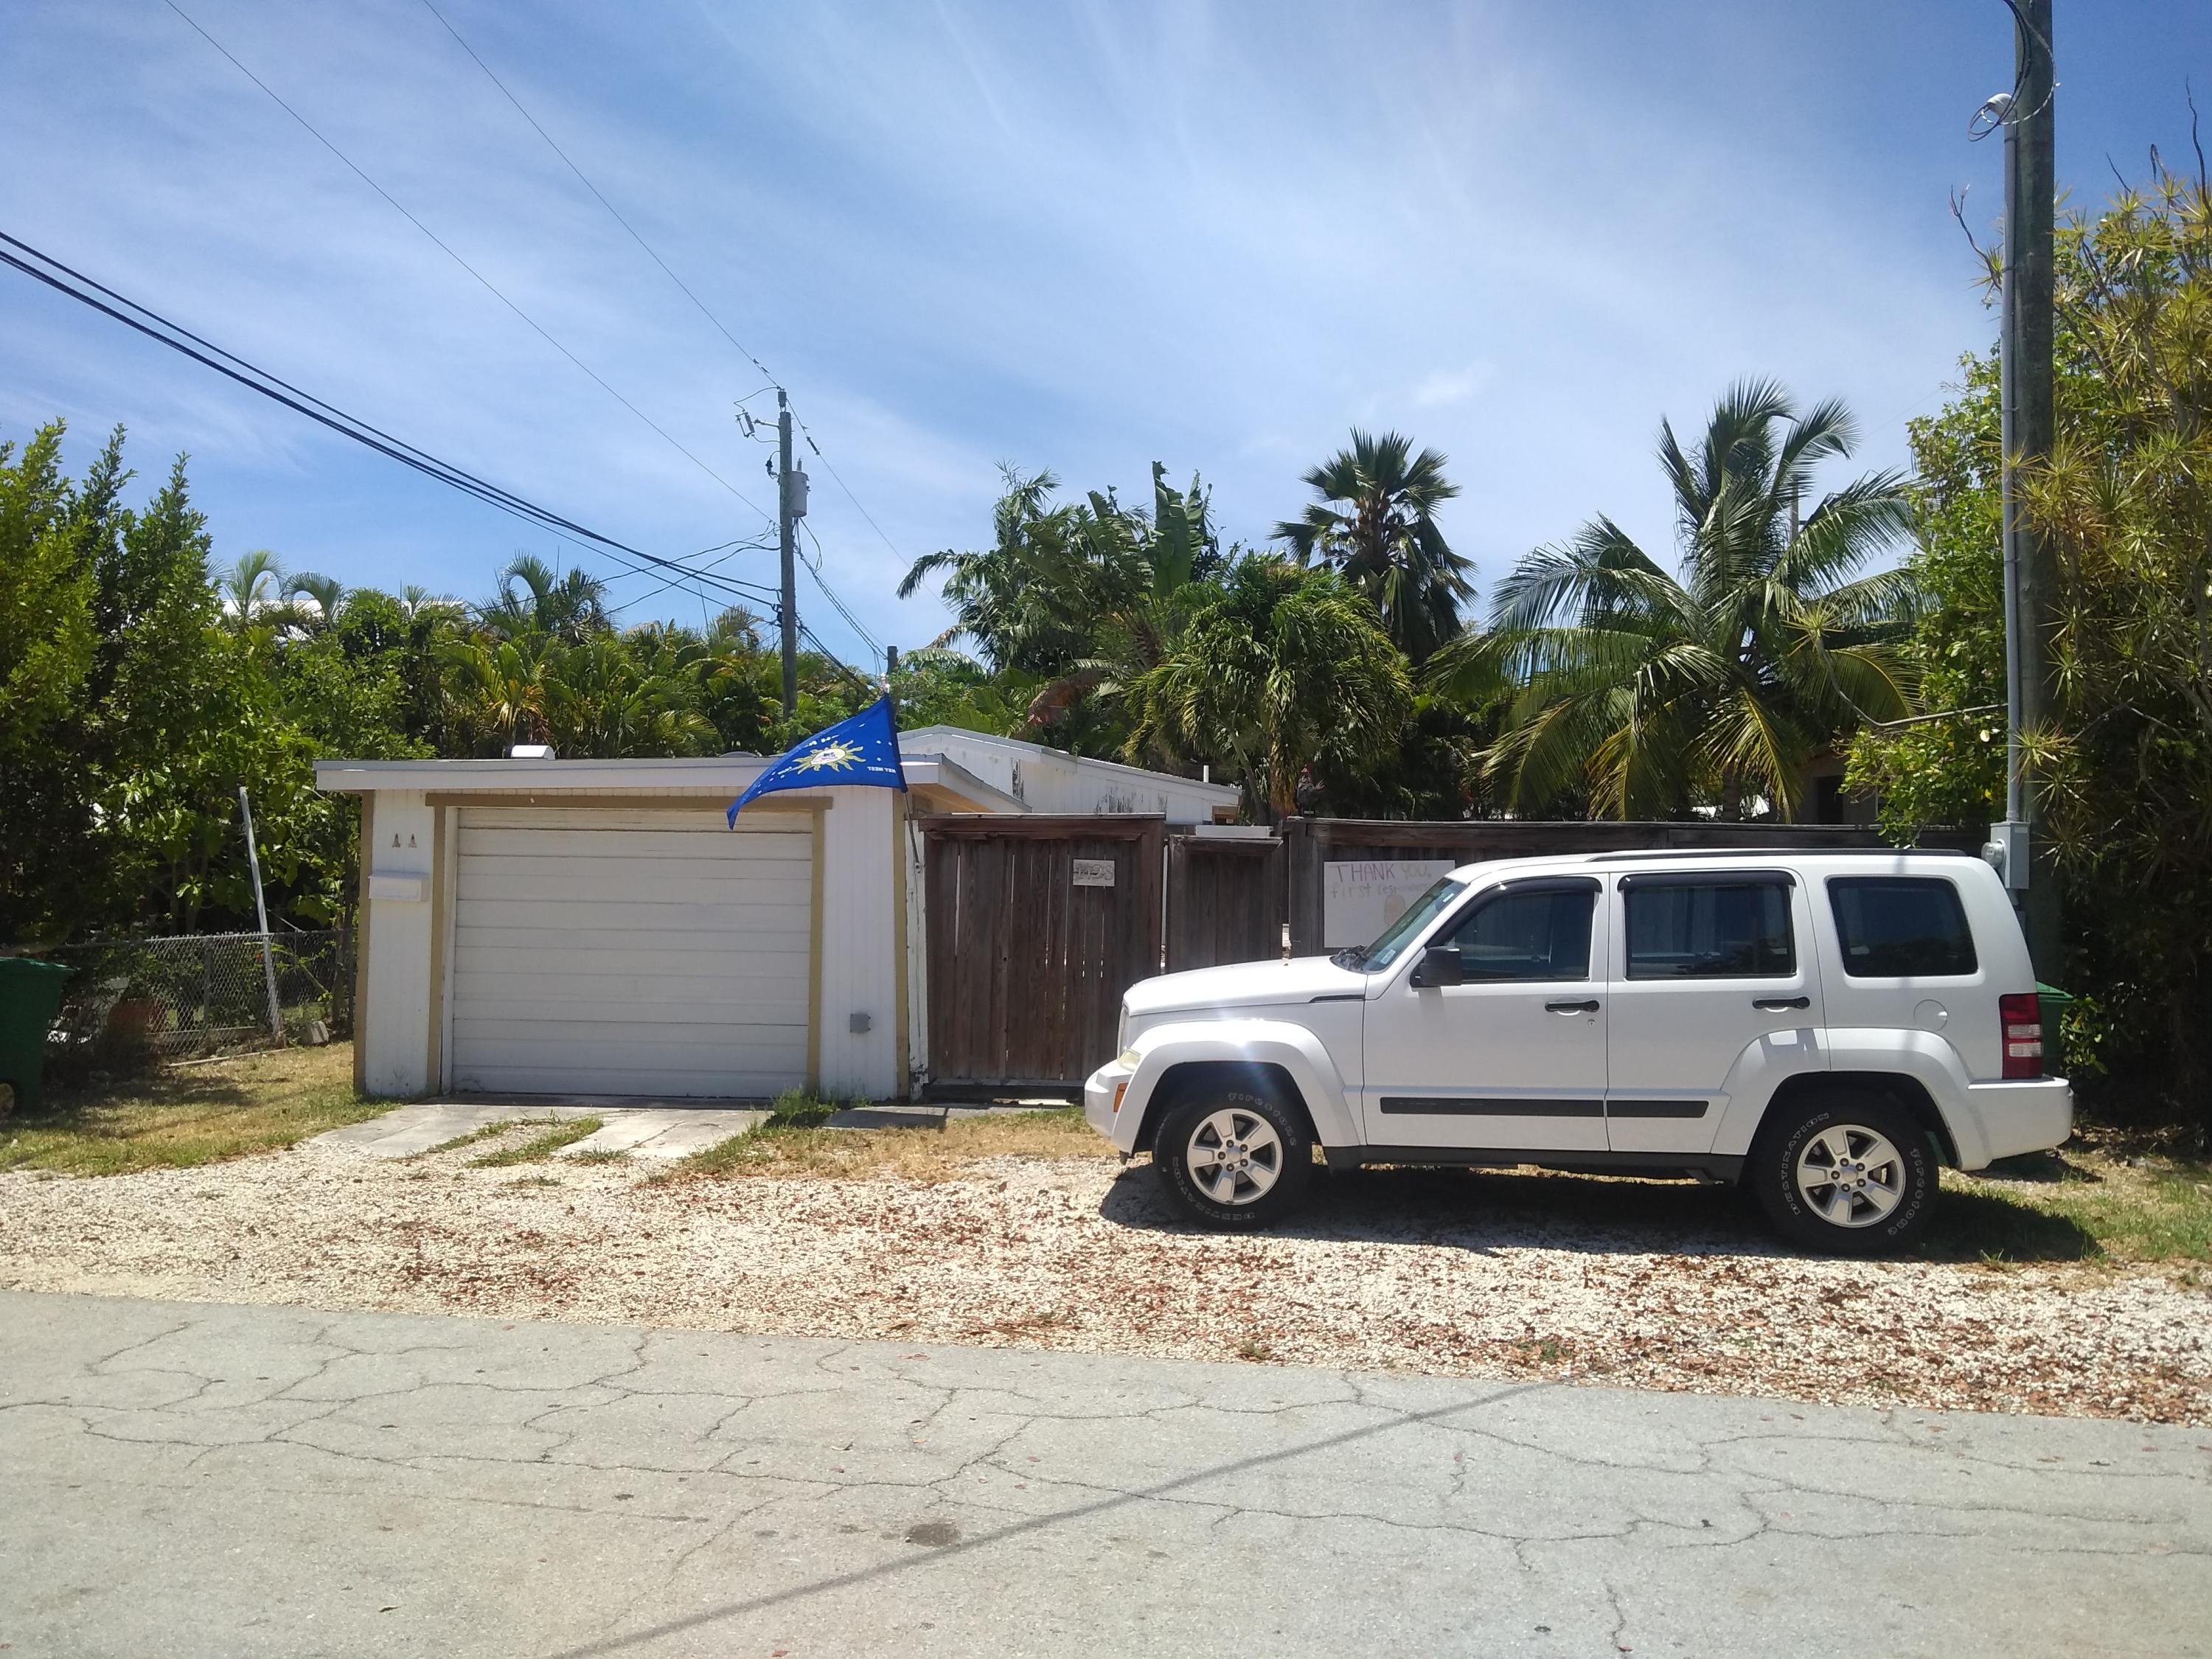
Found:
<box><xmin>471</xmin><ymin>1119</ymin><xmax>603</xmax><ymax>1168</ymax></box>
<box><xmin>416</xmin><ymin>1121</ymin><xmax>521</xmax><ymax>1158</ymax></box>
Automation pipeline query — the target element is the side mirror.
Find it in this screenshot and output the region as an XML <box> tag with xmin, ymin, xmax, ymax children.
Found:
<box><xmin>1411</xmin><ymin>945</ymin><xmax>1463</xmax><ymax>988</ymax></box>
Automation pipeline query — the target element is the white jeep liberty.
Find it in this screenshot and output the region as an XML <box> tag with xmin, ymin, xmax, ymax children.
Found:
<box><xmin>1084</xmin><ymin>849</ymin><xmax>2071</xmax><ymax>1254</ymax></box>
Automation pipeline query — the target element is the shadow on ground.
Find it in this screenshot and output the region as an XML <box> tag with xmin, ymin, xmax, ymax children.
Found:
<box><xmin>1095</xmin><ymin>1157</ymin><xmax>2101</xmax><ymax>1264</ymax></box>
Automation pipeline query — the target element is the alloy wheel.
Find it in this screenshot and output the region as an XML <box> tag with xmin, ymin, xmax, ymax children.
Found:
<box><xmin>1185</xmin><ymin>1107</ymin><xmax>1284</xmax><ymax>1207</ymax></box>
<box><xmin>1793</xmin><ymin>1123</ymin><xmax>1907</xmax><ymax>1229</ymax></box>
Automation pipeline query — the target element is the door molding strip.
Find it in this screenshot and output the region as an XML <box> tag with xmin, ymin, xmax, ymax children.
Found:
<box><xmin>1378</xmin><ymin>1096</ymin><xmax>1604</xmax><ymax>1117</ymax></box>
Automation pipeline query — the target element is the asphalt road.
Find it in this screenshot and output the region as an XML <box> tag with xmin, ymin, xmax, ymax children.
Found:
<box><xmin>1</xmin><ymin>1290</ymin><xmax>2205</xmax><ymax>1658</ymax></box>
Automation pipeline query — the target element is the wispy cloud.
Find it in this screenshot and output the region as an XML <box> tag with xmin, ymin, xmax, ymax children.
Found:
<box><xmin>1</xmin><ymin>0</ymin><xmax>2202</xmax><ymax>655</ymax></box>
<box><xmin>1411</xmin><ymin>362</ymin><xmax>1496</xmax><ymax>410</ymax></box>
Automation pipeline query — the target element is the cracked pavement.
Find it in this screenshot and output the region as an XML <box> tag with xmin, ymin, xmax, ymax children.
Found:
<box><xmin>2</xmin><ymin>1290</ymin><xmax>2207</xmax><ymax>1656</ymax></box>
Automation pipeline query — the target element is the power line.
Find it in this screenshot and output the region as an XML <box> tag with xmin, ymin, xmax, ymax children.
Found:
<box><xmin>414</xmin><ymin>0</ymin><xmax>782</xmax><ymax>393</ymax></box>
<box><xmin>411</xmin><ymin>0</ymin><xmax>909</xmax><ymax>645</ymax></box>
<box><xmin>0</xmin><ymin>230</ymin><xmax>780</xmax><ymax>620</ymax></box>
<box><xmin>796</xmin><ymin>618</ymin><xmax>880</xmax><ymax>698</ymax></box>
<box><xmin>800</xmin><ymin>522</ymin><xmax>886</xmax><ymax>658</ymax></box>
<box><xmin>6</xmin><ymin>232</ymin><xmax>881</xmax><ymax>686</ymax></box>
<box><xmin>161</xmin><ymin>0</ymin><xmax>772</xmax><ymax>529</ymax></box>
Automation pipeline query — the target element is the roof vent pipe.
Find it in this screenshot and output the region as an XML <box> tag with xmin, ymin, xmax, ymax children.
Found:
<box><xmin>507</xmin><ymin>743</ymin><xmax>556</xmax><ymax>759</ymax></box>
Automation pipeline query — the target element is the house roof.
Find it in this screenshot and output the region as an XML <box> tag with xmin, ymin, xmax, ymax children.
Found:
<box><xmin>896</xmin><ymin>726</ymin><xmax>1239</xmax><ymax>806</ymax></box>
<box><xmin>311</xmin><ymin>754</ymin><xmax>1020</xmax><ymax>812</ymax></box>
<box><xmin>316</xmin><ymin>731</ymin><xmax>1232</xmax><ymax>813</ymax></box>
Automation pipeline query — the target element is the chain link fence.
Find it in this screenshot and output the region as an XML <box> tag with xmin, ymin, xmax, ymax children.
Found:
<box><xmin>38</xmin><ymin>928</ymin><xmax>353</xmax><ymax>1080</ymax></box>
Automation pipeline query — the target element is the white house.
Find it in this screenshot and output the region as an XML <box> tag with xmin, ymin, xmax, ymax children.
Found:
<box><xmin>315</xmin><ymin>737</ymin><xmax>1234</xmax><ymax>1104</ymax></box>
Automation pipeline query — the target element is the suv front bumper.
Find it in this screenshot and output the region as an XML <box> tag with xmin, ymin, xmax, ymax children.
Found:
<box><xmin>1082</xmin><ymin>1061</ymin><xmax>1138</xmax><ymax>1151</ymax></box>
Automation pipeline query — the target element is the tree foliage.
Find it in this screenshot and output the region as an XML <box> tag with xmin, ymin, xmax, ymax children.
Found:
<box><xmin>1852</xmin><ymin>155</ymin><xmax>2212</xmax><ymax>1122</ymax></box>
<box><xmin>1444</xmin><ymin>380</ymin><xmax>1914</xmax><ymax>820</ymax></box>
<box><xmin>1273</xmin><ymin>428</ymin><xmax>1472</xmax><ymax>663</ymax></box>
<box><xmin>0</xmin><ymin>422</ymin><xmax>874</xmax><ymax>945</ymax></box>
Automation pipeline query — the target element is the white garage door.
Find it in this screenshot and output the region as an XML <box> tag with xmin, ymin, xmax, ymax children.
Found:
<box><xmin>448</xmin><ymin>807</ymin><xmax>813</xmax><ymax>1097</ymax></box>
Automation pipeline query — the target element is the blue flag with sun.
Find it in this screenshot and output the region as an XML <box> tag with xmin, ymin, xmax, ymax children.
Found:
<box><xmin>728</xmin><ymin>695</ymin><xmax>908</xmax><ymax>824</ymax></box>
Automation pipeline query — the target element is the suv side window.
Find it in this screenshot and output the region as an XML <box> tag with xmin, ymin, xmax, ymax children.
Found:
<box><xmin>1438</xmin><ymin>885</ymin><xmax>1596</xmax><ymax>981</ymax></box>
<box><xmin>1624</xmin><ymin>875</ymin><xmax>1795</xmax><ymax>979</ymax></box>
<box><xmin>1828</xmin><ymin>877</ymin><xmax>1978</xmax><ymax>977</ymax></box>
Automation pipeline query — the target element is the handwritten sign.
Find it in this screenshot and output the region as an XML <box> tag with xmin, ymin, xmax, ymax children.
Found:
<box><xmin>1322</xmin><ymin>858</ymin><xmax>1455</xmax><ymax>948</ymax></box>
<box><xmin>1071</xmin><ymin>858</ymin><xmax>1116</xmax><ymax>888</ymax></box>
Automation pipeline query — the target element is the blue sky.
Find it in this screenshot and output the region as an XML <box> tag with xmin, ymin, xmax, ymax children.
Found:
<box><xmin>2</xmin><ymin>1</ymin><xmax>2202</xmax><ymax>664</ymax></box>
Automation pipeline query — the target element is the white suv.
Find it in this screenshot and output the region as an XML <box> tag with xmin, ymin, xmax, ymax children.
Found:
<box><xmin>1084</xmin><ymin>849</ymin><xmax>2070</xmax><ymax>1254</ymax></box>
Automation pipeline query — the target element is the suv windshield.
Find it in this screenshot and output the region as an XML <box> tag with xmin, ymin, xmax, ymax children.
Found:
<box><xmin>1344</xmin><ymin>876</ymin><xmax>1468</xmax><ymax>970</ymax></box>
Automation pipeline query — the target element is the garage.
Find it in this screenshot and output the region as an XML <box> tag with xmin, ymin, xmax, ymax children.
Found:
<box><xmin>446</xmin><ymin>807</ymin><xmax>815</xmax><ymax>1097</ymax></box>
<box><xmin>316</xmin><ymin>742</ymin><xmax>1237</xmax><ymax>1102</ymax></box>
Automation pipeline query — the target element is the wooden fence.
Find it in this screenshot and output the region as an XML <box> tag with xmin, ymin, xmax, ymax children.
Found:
<box><xmin>1165</xmin><ymin>833</ymin><xmax>1286</xmax><ymax>972</ymax></box>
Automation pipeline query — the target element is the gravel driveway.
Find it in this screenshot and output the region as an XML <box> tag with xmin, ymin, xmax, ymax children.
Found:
<box><xmin>1</xmin><ymin>1128</ymin><xmax>2205</xmax><ymax>1425</ymax></box>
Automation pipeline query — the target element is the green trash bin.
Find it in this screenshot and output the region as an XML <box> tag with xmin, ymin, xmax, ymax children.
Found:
<box><xmin>0</xmin><ymin>957</ymin><xmax>74</xmax><ymax>1114</ymax></box>
<box><xmin>2035</xmin><ymin>981</ymin><xmax>2073</xmax><ymax>1078</ymax></box>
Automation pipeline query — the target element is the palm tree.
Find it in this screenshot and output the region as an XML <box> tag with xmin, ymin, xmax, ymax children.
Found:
<box><xmin>280</xmin><ymin>570</ymin><xmax>347</xmax><ymax>632</ymax></box>
<box><xmin>1020</xmin><ymin>465</ymin><xmax>1225</xmax><ymax>768</ymax></box>
<box><xmin>441</xmin><ymin>633</ymin><xmax>556</xmax><ymax>750</ymax></box>
<box><xmin>399</xmin><ymin>584</ymin><xmax>465</xmax><ymax>627</ymax></box>
<box><xmin>896</xmin><ymin>466</ymin><xmax>1149</xmax><ymax>676</ymax></box>
<box><xmin>1274</xmin><ymin>430</ymin><xmax>1472</xmax><ymax>662</ymax></box>
<box><xmin>543</xmin><ymin>633</ymin><xmax>716</xmax><ymax>757</ymax></box>
<box><xmin>1144</xmin><ymin>558</ymin><xmax>1411</xmax><ymax>819</ymax></box>
<box><xmin>1435</xmin><ymin>380</ymin><xmax>1913</xmax><ymax>820</ymax></box>
<box><xmin>221</xmin><ymin>549</ymin><xmax>284</xmax><ymax>627</ymax></box>
<box><xmin>480</xmin><ymin>553</ymin><xmax>610</xmax><ymax>644</ymax></box>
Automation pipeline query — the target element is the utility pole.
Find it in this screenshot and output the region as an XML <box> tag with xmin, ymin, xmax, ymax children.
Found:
<box><xmin>1990</xmin><ymin>0</ymin><xmax>2060</xmax><ymax>978</ymax></box>
<box><xmin>776</xmin><ymin>388</ymin><xmax>799</xmax><ymax>715</ymax></box>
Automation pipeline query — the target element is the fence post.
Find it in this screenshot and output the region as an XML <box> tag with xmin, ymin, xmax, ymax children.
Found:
<box><xmin>237</xmin><ymin>786</ymin><xmax>284</xmax><ymax>1043</ymax></box>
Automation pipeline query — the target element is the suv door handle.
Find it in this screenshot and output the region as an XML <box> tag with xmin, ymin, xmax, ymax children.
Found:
<box><xmin>1753</xmin><ymin>996</ymin><xmax>1811</xmax><ymax>1012</ymax></box>
<box><xmin>1545</xmin><ymin>999</ymin><xmax>1600</xmax><ymax>1015</ymax></box>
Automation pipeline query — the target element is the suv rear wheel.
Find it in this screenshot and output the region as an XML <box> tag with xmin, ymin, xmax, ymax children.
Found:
<box><xmin>1153</xmin><ymin>1085</ymin><xmax>1312</xmax><ymax>1229</ymax></box>
<box><xmin>1751</xmin><ymin>1088</ymin><xmax>1936</xmax><ymax>1256</ymax></box>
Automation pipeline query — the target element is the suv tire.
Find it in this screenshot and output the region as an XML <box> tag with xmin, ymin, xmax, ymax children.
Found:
<box><xmin>1154</xmin><ymin>1083</ymin><xmax>1312</xmax><ymax>1230</ymax></box>
<box><xmin>1751</xmin><ymin>1087</ymin><xmax>1936</xmax><ymax>1256</ymax></box>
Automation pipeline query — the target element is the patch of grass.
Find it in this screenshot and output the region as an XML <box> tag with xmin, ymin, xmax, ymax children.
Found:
<box><xmin>0</xmin><ymin>1043</ymin><xmax>384</xmax><ymax>1177</ymax></box>
<box><xmin>470</xmin><ymin>1117</ymin><xmax>603</xmax><ymax>1167</ymax></box>
<box><xmin>762</xmin><ymin>1087</ymin><xmax>844</xmax><ymax>1129</ymax></box>
<box><xmin>565</xmin><ymin>1147</ymin><xmax>630</xmax><ymax>1164</ymax></box>
<box><xmin>666</xmin><ymin>1106</ymin><xmax>1110</xmax><ymax>1184</ymax></box>
<box><xmin>1932</xmin><ymin>1141</ymin><xmax>2212</xmax><ymax>1265</ymax></box>
<box><xmin>415</xmin><ymin>1119</ymin><xmax>522</xmax><ymax>1158</ymax></box>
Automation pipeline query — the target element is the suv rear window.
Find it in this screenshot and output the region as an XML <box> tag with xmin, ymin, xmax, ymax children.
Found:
<box><xmin>1828</xmin><ymin>877</ymin><xmax>1978</xmax><ymax>977</ymax></box>
<box><xmin>1624</xmin><ymin>877</ymin><xmax>1795</xmax><ymax>978</ymax></box>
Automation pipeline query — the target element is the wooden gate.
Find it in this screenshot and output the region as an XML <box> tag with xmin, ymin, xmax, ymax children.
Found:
<box><xmin>1165</xmin><ymin>833</ymin><xmax>1285</xmax><ymax>971</ymax></box>
<box><xmin>919</xmin><ymin>815</ymin><xmax>1164</xmax><ymax>1093</ymax></box>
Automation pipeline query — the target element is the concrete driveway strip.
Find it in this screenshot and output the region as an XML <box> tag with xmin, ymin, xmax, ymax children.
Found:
<box><xmin>1</xmin><ymin>1292</ymin><xmax>2204</xmax><ymax>1658</ymax></box>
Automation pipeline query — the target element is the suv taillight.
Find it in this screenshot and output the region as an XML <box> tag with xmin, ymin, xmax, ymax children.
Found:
<box><xmin>2000</xmin><ymin>992</ymin><xmax>2045</xmax><ymax>1079</ymax></box>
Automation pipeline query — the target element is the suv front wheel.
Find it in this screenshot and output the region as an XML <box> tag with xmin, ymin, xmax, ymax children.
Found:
<box><xmin>1751</xmin><ymin>1088</ymin><xmax>1936</xmax><ymax>1256</ymax></box>
<box><xmin>1153</xmin><ymin>1085</ymin><xmax>1312</xmax><ymax>1229</ymax></box>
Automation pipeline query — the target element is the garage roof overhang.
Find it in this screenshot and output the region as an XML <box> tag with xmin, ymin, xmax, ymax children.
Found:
<box><xmin>312</xmin><ymin>754</ymin><xmax>1026</xmax><ymax>814</ymax></box>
